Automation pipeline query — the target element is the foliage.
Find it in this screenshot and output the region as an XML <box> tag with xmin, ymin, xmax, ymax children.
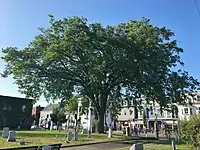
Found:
<box><xmin>50</xmin><ymin>106</ymin><xmax>66</xmax><ymax>124</ymax></box>
<box><xmin>64</xmin><ymin>95</ymin><xmax>89</xmax><ymax>115</ymax></box>
<box><xmin>1</xmin><ymin>15</ymin><xmax>199</xmax><ymax>133</ymax></box>
<box><xmin>31</xmin><ymin>114</ymin><xmax>36</xmax><ymax>124</ymax></box>
<box><xmin>180</xmin><ymin>114</ymin><xmax>200</xmax><ymax>150</ymax></box>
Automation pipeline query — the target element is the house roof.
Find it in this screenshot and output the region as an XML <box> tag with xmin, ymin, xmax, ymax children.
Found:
<box><xmin>0</xmin><ymin>94</ymin><xmax>33</xmax><ymax>101</ymax></box>
<box><xmin>41</xmin><ymin>104</ymin><xmax>59</xmax><ymax>111</ymax></box>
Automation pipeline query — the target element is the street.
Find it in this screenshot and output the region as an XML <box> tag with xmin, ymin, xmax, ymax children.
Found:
<box><xmin>61</xmin><ymin>141</ymin><xmax>133</xmax><ymax>150</ymax></box>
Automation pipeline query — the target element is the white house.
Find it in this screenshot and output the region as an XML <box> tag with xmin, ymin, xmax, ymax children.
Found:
<box><xmin>117</xmin><ymin>92</ymin><xmax>200</xmax><ymax>130</ymax></box>
<box><xmin>39</xmin><ymin>104</ymin><xmax>59</xmax><ymax>127</ymax></box>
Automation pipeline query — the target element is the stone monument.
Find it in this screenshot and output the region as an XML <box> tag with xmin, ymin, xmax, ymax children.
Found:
<box><xmin>67</xmin><ymin>131</ymin><xmax>72</xmax><ymax>141</ymax></box>
<box><xmin>42</xmin><ymin>145</ymin><xmax>52</xmax><ymax>150</ymax></box>
<box><xmin>74</xmin><ymin>131</ymin><xmax>78</xmax><ymax>141</ymax></box>
<box><xmin>19</xmin><ymin>139</ymin><xmax>25</xmax><ymax>145</ymax></box>
<box><xmin>2</xmin><ymin>127</ymin><xmax>9</xmax><ymax>138</ymax></box>
<box><xmin>7</xmin><ymin>131</ymin><xmax>16</xmax><ymax>142</ymax></box>
<box><xmin>130</xmin><ymin>143</ymin><xmax>143</xmax><ymax>150</ymax></box>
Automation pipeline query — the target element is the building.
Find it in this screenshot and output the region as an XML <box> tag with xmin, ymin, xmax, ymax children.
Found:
<box><xmin>117</xmin><ymin>93</ymin><xmax>200</xmax><ymax>130</ymax></box>
<box><xmin>39</xmin><ymin>102</ymin><xmax>113</xmax><ymax>131</ymax></box>
<box><xmin>39</xmin><ymin>104</ymin><xmax>58</xmax><ymax>126</ymax></box>
<box><xmin>0</xmin><ymin>95</ymin><xmax>33</xmax><ymax>129</ymax></box>
<box><xmin>117</xmin><ymin>99</ymin><xmax>178</xmax><ymax>130</ymax></box>
<box><xmin>32</xmin><ymin>105</ymin><xmax>44</xmax><ymax>125</ymax></box>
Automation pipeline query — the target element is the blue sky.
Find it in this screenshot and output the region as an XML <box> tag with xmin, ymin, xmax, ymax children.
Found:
<box><xmin>0</xmin><ymin>0</ymin><xmax>200</xmax><ymax>106</ymax></box>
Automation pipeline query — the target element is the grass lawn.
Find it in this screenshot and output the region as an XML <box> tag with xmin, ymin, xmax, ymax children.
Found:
<box><xmin>115</xmin><ymin>142</ymin><xmax>192</xmax><ymax>150</ymax></box>
<box><xmin>0</xmin><ymin>130</ymin><xmax>130</xmax><ymax>148</ymax></box>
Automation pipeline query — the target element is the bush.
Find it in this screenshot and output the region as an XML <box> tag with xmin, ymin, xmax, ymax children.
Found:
<box><xmin>180</xmin><ymin>114</ymin><xmax>200</xmax><ymax>150</ymax></box>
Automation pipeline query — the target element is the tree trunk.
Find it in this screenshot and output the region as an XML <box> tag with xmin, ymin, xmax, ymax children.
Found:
<box><xmin>97</xmin><ymin>109</ymin><xmax>105</xmax><ymax>133</ymax></box>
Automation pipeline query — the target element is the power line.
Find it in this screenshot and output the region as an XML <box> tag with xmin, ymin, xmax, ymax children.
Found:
<box><xmin>194</xmin><ymin>0</ymin><xmax>200</xmax><ymax>18</ymax></box>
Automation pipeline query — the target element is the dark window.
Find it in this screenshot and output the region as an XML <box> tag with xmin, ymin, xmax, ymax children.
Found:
<box><xmin>190</xmin><ymin>108</ymin><xmax>193</xmax><ymax>115</ymax></box>
<box><xmin>184</xmin><ymin>108</ymin><xmax>188</xmax><ymax>114</ymax></box>
<box><xmin>2</xmin><ymin>104</ymin><xmax>7</xmax><ymax>111</ymax></box>
<box><xmin>197</xmin><ymin>95</ymin><xmax>200</xmax><ymax>101</ymax></box>
<box><xmin>130</xmin><ymin>109</ymin><xmax>133</xmax><ymax>115</ymax></box>
<box><xmin>124</xmin><ymin>111</ymin><xmax>127</xmax><ymax>115</ymax></box>
<box><xmin>8</xmin><ymin>105</ymin><xmax>12</xmax><ymax>111</ymax></box>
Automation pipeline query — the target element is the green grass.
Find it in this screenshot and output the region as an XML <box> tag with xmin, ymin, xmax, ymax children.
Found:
<box><xmin>0</xmin><ymin>130</ymin><xmax>129</xmax><ymax>148</ymax></box>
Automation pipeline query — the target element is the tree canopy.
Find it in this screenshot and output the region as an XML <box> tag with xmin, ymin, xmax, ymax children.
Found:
<box><xmin>1</xmin><ymin>15</ymin><xmax>199</xmax><ymax>133</ymax></box>
<box><xmin>64</xmin><ymin>95</ymin><xmax>89</xmax><ymax>116</ymax></box>
<box><xmin>50</xmin><ymin>106</ymin><xmax>66</xmax><ymax>124</ymax></box>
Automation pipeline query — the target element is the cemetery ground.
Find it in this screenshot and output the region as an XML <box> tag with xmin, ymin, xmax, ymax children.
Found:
<box><xmin>0</xmin><ymin>130</ymin><xmax>135</xmax><ymax>149</ymax></box>
<box><xmin>0</xmin><ymin>130</ymin><xmax>191</xmax><ymax>149</ymax></box>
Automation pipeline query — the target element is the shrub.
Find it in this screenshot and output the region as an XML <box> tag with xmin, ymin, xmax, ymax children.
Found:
<box><xmin>180</xmin><ymin>114</ymin><xmax>200</xmax><ymax>150</ymax></box>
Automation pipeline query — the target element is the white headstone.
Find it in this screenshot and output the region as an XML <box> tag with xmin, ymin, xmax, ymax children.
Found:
<box><xmin>7</xmin><ymin>131</ymin><xmax>16</xmax><ymax>142</ymax></box>
<box><xmin>74</xmin><ymin>131</ymin><xmax>78</xmax><ymax>141</ymax></box>
<box><xmin>42</xmin><ymin>145</ymin><xmax>52</xmax><ymax>150</ymax></box>
<box><xmin>50</xmin><ymin>121</ymin><xmax>53</xmax><ymax>130</ymax></box>
<box><xmin>2</xmin><ymin>127</ymin><xmax>9</xmax><ymax>138</ymax></box>
<box><xmin>67</xmin><ymin>131</ymin><xmax>72</xmax><ymax>141</ymax></box>
<box><xmin>130</xmin><ymin>143</ymin><xmax>143</xmax><ymax>150</ymax></box>
<box><xmin>108</xmin><ymin>127</ymin><xmax>112</xmax><ymax>138</ymax></box>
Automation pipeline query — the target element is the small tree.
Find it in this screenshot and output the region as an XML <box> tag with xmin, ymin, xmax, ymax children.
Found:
<box><xmin>50</xmin><ymin>106</ymin><xmax>67</xmax><ymax>130</ymax></box>
<box><xmin>180</xmin><ymin>114</ymin><xmax>200</xmax><ymax>150</ymax></box>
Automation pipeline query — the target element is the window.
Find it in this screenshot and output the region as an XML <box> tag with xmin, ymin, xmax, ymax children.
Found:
<box><xmin>190</xmin><ymin>108</ymin><xmax>193</xmax><ymax>115</ymax></box>
<box><xmin>197</xmin><ymin>95</ymin><xmax>200</xmax><ymax>101</ymax></box>
<box><xmin>8</xmin><ymin>105</ymin><xmax>11</xmax><ymax>111</ymax></box>
<box><xmin>124</xmin><ymin>101</ymin><xmax>128</xmax><ymax>106</ymax></box>
<box><xmin>124</xmin><ymin>111</ymin><xmax>127</xmax><ymax>115</ymax></box>
<box><xmin>184</xmin><ymin>108</ymin><xmax>188</xmax><ymax>114</ymax></box>
<box><xmin>130</xmin><ymin>109</ymin><xmax>133</xmax><ymax>115</ymax></box>
<box><xmin>22</xmin><ymin>105</ymin><xmax>26</xmax><ymax>112</ymax></box>
<box><xmin>150</xmin><ymin>106</ymin><xmax>153</xmax><ymax>115</ymax></box>
<box><xmin>2</xmin><ymin>104</ymin><xmax>7</xmax><ymax>111</ymax></box>
<box><xmin>121</xmin><ymin>100</ymin><xmax>124</xmax><ymax>106</ymax></box>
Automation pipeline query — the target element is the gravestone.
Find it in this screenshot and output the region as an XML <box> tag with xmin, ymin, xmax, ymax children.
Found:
<box><xmin>67</xmin><ymin>131</ymin><xmax>72</xmax><ymax>141</ymax></box>
<box><xmin>19</xmin><ymin>139</ymin><xmax>25</xmax><ymax>145</ymax></box>
<box><xmin>126</xmin><ymin>126</ymin><xmax>130</xmax><ymax>136</ymax></box>
<box><xmin>42</xmin><ymin>145</ymin><xmax>52</xmax><ymax>150</ymax></box>
<box><xmin>108</xmin><ymin>127</ymin><xmax>112</xmax><ymax>138</ymax></box>
<box><xmin>74</xmin><ymin>131</ymin><xmax>78</xmax><ymax>141</ymax></box>
<box><xmin>88</xmin><ymin>130</ymin><xmax>91</xmax><ymax>138</ymax></box>
<box><xmin>130</xmin><ymin>143</ymin><xmax>143</xmax><ymax>150</ymax></box>
<box><xmin>7</xmin><ymin>131</ymin><xmax>16</xmax><ymax>142</ymax></box>
<box><xmin>2</xmin><ymin>127</ymin><xmax>9</xmax><ymax>138</ymax></box>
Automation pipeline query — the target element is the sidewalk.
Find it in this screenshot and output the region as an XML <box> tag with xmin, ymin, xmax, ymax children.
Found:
<box><xmin>61</xmin><ymin>140</ymin><xmax>134</xmax><ymax>150</ymax></box>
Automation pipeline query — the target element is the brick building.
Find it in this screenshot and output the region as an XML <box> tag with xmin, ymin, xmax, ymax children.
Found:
<box><xmin>0</xmin><ymin>95</ymin><xmax>33</xmax><ymax>129</ymax></box>
<box><xmin>32</xmin><ymin>105</ymin><xmax>44</xmax><ymax>125</ymax></box>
